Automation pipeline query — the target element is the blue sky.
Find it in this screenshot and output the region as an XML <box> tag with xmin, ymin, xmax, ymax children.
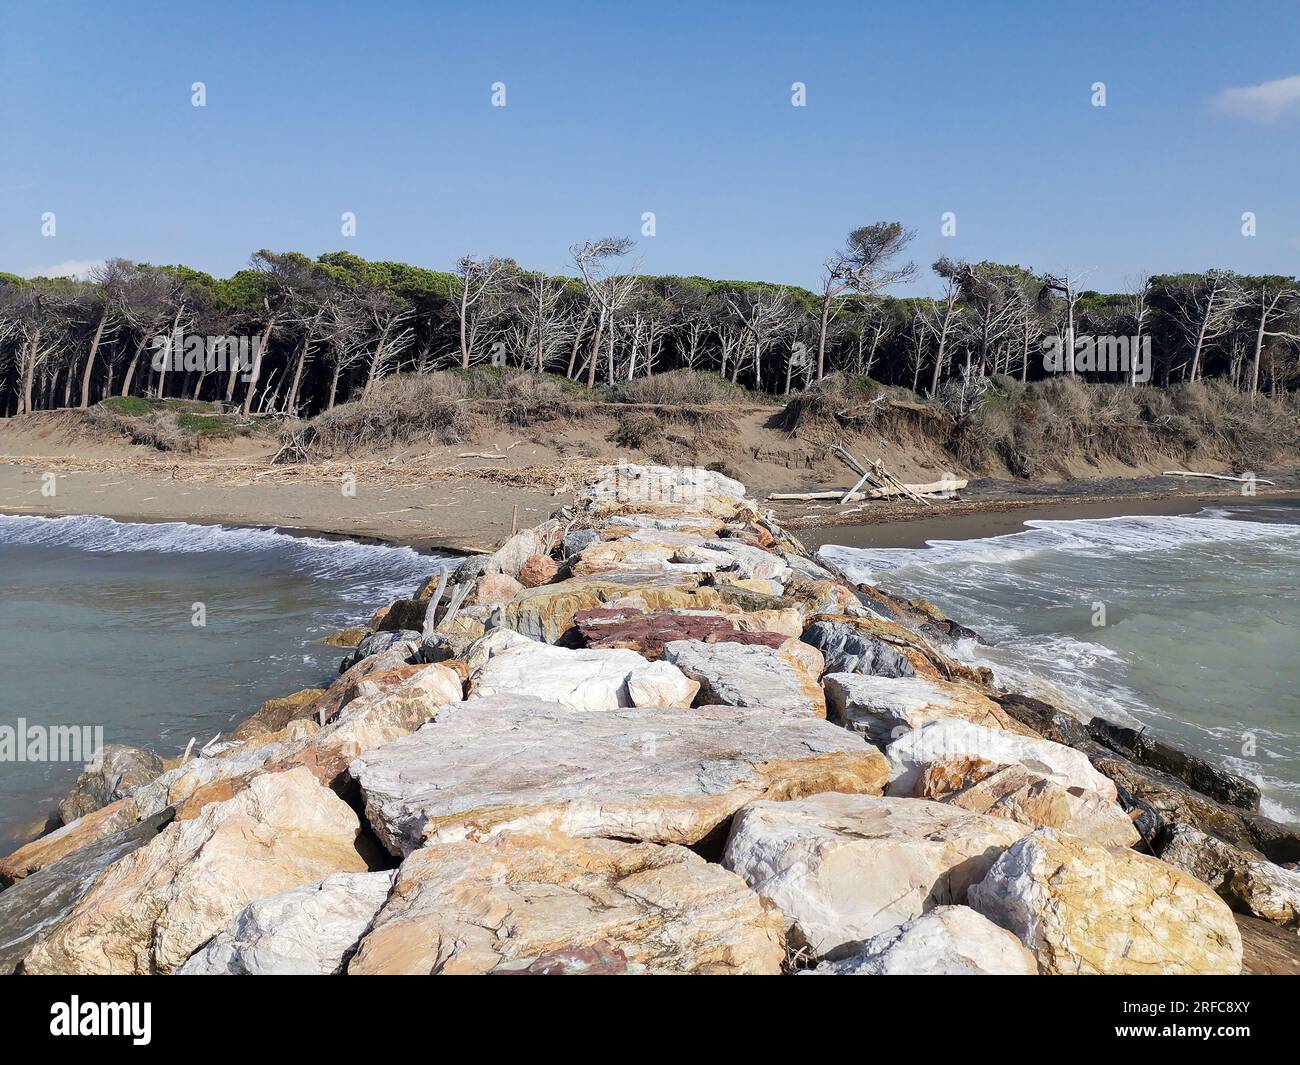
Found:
<box><xmin>2</xmin><ymin>0</ymin><xmax>1297</xmax><ymax>295</ymax></box>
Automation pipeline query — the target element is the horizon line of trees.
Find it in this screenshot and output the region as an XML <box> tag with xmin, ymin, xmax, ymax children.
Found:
<box><xmin>2</xmin><ymin>223</ymin><xmax>1298</xmax><ymax>419</ymax></box>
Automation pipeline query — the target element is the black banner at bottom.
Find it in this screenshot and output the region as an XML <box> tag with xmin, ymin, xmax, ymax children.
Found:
<box><xmin>1</xmin><ymin>974</ymin><xmax>1290</xmax><ymax>1050</ymax></box>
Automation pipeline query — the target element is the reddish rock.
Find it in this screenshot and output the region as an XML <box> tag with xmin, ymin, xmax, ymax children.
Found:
<box><xmin>575</xmin><ymin>608</ymin><xmax>786</xmax><ymax>659</ymax></box>
<box><xmin>517</xmin><ymin>553</ymin><xmax>560</xmax><ymax>588</ymax></box>
<box><xmin>470</xmin><ymin>572</ymin><xmax>525</xmax><ymax>606</ymax></box>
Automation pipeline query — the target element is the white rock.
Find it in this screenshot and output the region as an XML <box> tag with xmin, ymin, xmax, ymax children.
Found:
<box><xmin>804</xmin><ymin>906</ymin><xmax>1039</xmax><ymax>975</ymax></box>
<box><xmin>722</xmin><ymin>793</ymin><xmax>1028</xmax><ymax>959</ymax></box>
<box><xmin>885</xmin><ymin>718</ymin><xmax>1117</xmax><ymax>800</ymax></box>
<box><xmin>469</xmin><ymin>641</ymin><xmax>697</xmax><ymax>711</ymax></box>
<box><xmin>461</xmin><ymin>627</ymin><xmax>536</xmax><ymax>672</ymax></box>
<box><xmin>176</xmin><ymin>871</ymin><xmax>395</xmax><ymax>975</ymax></box>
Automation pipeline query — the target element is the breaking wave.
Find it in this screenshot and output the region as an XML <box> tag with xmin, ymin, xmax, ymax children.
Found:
<box><xmin>0</xmin><ymin>513</ymin><xmax>445</xmax><ymax>606</ymax></box>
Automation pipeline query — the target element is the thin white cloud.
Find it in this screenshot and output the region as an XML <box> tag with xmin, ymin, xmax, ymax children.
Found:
<box><xmin>1213</xmin><ymin>73</ymin><xmax>1300</xmax><ymax>123</ymax></box>
<box><xmin>21</xmin><ymin>259</ymin><xmax>106</xmax><ymax>280</ymax></box>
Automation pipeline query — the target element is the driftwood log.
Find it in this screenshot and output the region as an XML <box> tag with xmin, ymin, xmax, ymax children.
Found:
<box><xmin>1161</xmin><ymin>470</ymin><xmax>1277</xmax><ymax>485</ymax></box>
<box><xmin>769</xmin><ymin>478</ymin><xmax>968</xmax><ymax>502</ymax></box>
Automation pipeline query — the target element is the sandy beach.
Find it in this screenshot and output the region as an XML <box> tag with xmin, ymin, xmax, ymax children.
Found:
<box><xmin>5</xmin><ymin>448</ymin><xmax>1295</xmax><ymax>556</ymax></box>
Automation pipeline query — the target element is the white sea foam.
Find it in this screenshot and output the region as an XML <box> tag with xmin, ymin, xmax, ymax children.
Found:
<box><xmin>0</xmin><ymin>513</ymin><xmax>445</xmax><ymax>604</ymax></box>
<box><xmin>819</xmin><ymin>509</ymin><xmax>1300</xmax><ymax>583</ymax></box>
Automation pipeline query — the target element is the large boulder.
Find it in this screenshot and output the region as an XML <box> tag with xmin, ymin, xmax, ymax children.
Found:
<box><xmin>885</xmin><ymin>719</ymin><xmax>1117</xmax><ymax>801</ymax></box>
<box><xmin>1158</xmin><ymin>824</ymin><xmax>1300</xmax><ymax>929</ymax></box>
<box><xmin>469</xmin><ymin>641</ymin><xmax>698</xmax><ymax>711</ymax></box>
<box><xmin>57</xmin><ymin>744</ymin><xmax>164</xmax><ymax>823</ymax></box>
<box><xmin>0</xmin><ymin>809</ymin><xmax>174</xmax><ymax>975</ymax></box>
<box><xmin>468</xmin><ymin>572</ymin><xmax>524</xmax><ymax>607</ymax></box>
<box><xmin>912</xmin><ymin>758</ymin><xmax>1140</xmax><ymax>848</ymax></box>
<box><xmin>130</xmin><ymin>664</ymin><xmax>463</xmax><ymax>817</ymax></box>
<box><xmin>1087</xmin><ymin>717</ymin><xmax>1261</xmax><ymax>811</ymax></box>
<box><xmin>348</xmin><ymin>830</ymin><xmax>784</xmax><ymax>975</ymax></box>
<box><xmin>23</xmin><ymin>768</ymin><xmax>373</xmax><ymax>975</ymax></box>
<box><xmin>176</xmin><ymin>871</ymin><xmax>396</xmax><ymax>975</ymax></box>
<box><xmin>721</xmin><ymin>793</ymin><xmax>1028</xmax><ymax>960</ymax></box>
<box><xmin>350</xmin><ymin>697</ymin><xmax>888</xmax><ymax>857</ymax></box>
<box><xmin>1236</xmin><ymin>913</ymin><xmax>1300</xmax><ymax>975</ymax></box>
<box><xmin>660</xmin><ymin>639</ymin><xmax>826</xmax><ymax>717</ymax></box>
<box><xmin>0</xmin><ymin>796</ymin><xmax>140</xmax><ymax>886</ymax></box>
<box><xmin>577</xmin><ymin>464</ymin><xmax>749</xmax><ymax>519</ymax></box>
<box><xmin>339</xmin><ymin>630</ymin><xmax>419</xmax><ymax>672</ymax></box>
<box><xmin>823</xmin><ymin>673</ymin><xmax>1032</xmax><ymax>748</ymax></box>
<box><xmin>504</xmin><ymin>574</ymin><xmax>722</xmax><ymax>643</ymax></box>
<box><xmin>517</xmin><ymin>553</ymin><xmax>560</xmax><ymax>588</ymax></box>
<box><xmin>231</xmin><ymin>687</ymin><xmax>325</xmax><ymax>741</ymax></box>
<box><xmin>1090</xmin><ymin>748</ymin><xmax>1300</xmax><ymax>863</ymax></box>
<box><xmin>804</xmin><ymin>905</ymin><xmax>1038</xmax><ymax>976</ymax></box>
<box><xmin>801</xmin><ymin>619</ymin><xmax>915</xmax><ymax>679</ymax></box>
<box><xmin>968</xmin><ymin>828</ymin><xmax>1243</xmax><ymax>975</ymax></box>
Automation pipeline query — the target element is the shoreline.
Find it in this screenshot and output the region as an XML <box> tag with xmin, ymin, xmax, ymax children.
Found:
<box><xmin>5</xmin><ymin>453</ymin><xmax>1294</xmax><ymax>557</ymax></box>
<box><xmin>796</xmin><ymin>491</ymin><xmax>1300</xmax><ymax>552</ymax></box>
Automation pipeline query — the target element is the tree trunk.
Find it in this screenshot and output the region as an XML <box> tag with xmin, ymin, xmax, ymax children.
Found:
<box><xmin>815</xmin><ymin>294</ymin><xmax>832</xmax><ymax>381</ymax></box>
<box><xmin>285</xmin><ymin>337</ymin><xmax>309</xmax><ymax>415</ymax></box>
<box><xmin>79</xmin><ymin>307</ymin><xmax>109</xmax><ymax>408</ymax></box>
<box><xmin>459</xmin><ymin>285</ymin><xmax>471</xmax><ymax>369</ymax></box>
<box><xmin>121</xmin><ymin>335</ymin><xmax>148</xmax><ymax>397</ymax></box>
<box><xmin>20</xmin><ymin>330</ymin><xmax>40</xmax><ymax>414</ymax></box>
<box><xmin>327</xmin><ymin>363</ymin><xmax>342</xmax><ymax>410</ymax></box>
<box><xmin>240</xmin><ymin>314</ymin><xmax>276</xmax><ymax>415</ymax></box>
<box><xmin>585</xmin><ymin>306</ymin><xmax>607</xmax><ymax>390</ymax></box>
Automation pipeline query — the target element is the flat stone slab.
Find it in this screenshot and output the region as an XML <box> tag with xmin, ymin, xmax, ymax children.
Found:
<box><xmin>350</xmin><ymin>696</ymin><xmax>887</xmax><ymax>857</ymax></box>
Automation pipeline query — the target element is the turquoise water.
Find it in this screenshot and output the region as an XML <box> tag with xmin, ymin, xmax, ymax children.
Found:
<box><xmin>0</xmin><ymin>516</ymin><xmax>446</xmax><ymax>854</ymax></box>
<box><xmin>822</xmin><ymin>501</ymin><xmax>1300</xmax><ymax>825</ymax></box>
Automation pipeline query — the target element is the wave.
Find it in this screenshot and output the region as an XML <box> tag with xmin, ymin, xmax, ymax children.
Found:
<box><xmin>0</xmin><ymin>513</ymin><xmax>445</xmax><ymax>604</ymax></box>
<box><xmin>818</xmin><ymin>508</ymin><xmax>1300</xmax><ymax>583</ymax></box>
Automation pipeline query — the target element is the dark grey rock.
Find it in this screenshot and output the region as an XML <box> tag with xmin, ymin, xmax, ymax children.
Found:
<box><xmin>339</xmin><ymin>630</ymin><xmax>419</xmax><ymax>673</ymax></box>
<box><xmin>1087</xmin><ymin>717</ymin><xmax>1261</xmax><ymax>811</ymax></box>
<box><xmin>58</xmin><ymin>745</ymin><xmax>165</xmax><ymax>824</ymax></box>
<box><xmin>801</xmin><ymin>620</ymin><xmax>915</xmax><ymax>678</ymax></box>
<box><xmin>0</xmin><ymin>808</ymin><xmax>174</xmax><ymax>974</ymax></box>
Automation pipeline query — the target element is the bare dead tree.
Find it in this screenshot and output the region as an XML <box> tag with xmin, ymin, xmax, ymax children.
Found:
<box><xmin>1040</xmin><ymin>270</ymin><xmax>1089</xmax><ymax>376</ymax></box>
<box><xmin>814</xmin><ymin>222</ymin><xmax>916</xmax><ymax>381</ymax></box>
<box><xmin>725</xmin><ymin>286</ymin><xmax>803</xmax><ymax>391</ymax></box>
<box><xmin>1163</xmin><ymin>270</ymin><xmax>1244</xmax><ymax>383</ymax></box>
<box><xmin>570</xmin><ymin>237</ymin><xmax>634</xmax><ymax>389</ymax></box>
<box><xmin>1123</xmin><ymin>272</ymin><xmax>1152</xmax><ymax>386</ymax></box>
<box><xmin>923</xmin><ymin>262</ymin><xmax>965</xmax><ymax>395</ymax></box>
<box><xmin>1245</xmin><ymin>280</ymin><xmax>1300</xmax><ymax>394</ymax></box>
<box><xmin>453</xmin><ymin>255</ymin><xmax>509</xmax><ymax>369</ymax></box>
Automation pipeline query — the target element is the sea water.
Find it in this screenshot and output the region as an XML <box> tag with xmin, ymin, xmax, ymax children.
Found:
<box><xmin>820</xmin><ymin>501</ymin><xmax>1300</xmax><ymax>826</ymax></box>
<box><xmin>0</xmin><ymin>515</ymin><xmax>446</xmax><ymax>854</ymax></box>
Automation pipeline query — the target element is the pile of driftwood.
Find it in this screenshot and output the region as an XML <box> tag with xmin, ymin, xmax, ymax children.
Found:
<box><xmin>768</xmin><ymin>444</ymin><xmax>967</xmax><ymax>508</ymax></box>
